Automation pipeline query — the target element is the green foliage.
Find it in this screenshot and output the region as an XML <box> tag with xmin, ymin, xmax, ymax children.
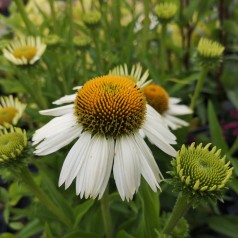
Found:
<box><xmin>0</xmin><ymin>0</ymin><xmax>238</xmax><ymax>237</ymax></box>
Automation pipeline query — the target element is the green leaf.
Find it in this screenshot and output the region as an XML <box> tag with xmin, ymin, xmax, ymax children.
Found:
<box><xmin>0</xmin><ymin>233</ymin><xmax>15</xmax><ymax>238</ymax></box>
<box><xmin>229</xmin><ymin>179</ymin><xmax>238</xmax><ymax>195</ymax></box>
<box><xmin>221</xmin><ymin>58</ymin><xmax>238</xmax><ymax>108</ymax></box>
<box><xmin>15</xmin><ymin>219</ymin><xmax>42</xmax><ymax>238</ymax></box>
<box><xmin>116</xmin><ymin>230</ymin><xmax>135</xmax><ymax>238</ymax></box>
<box><xmin>63</xmin><ymin>231</ymin><xmax>102</xmax><ymax>238</ymax></box>
<box><xmin>39</xmin><ymin>166</ymin><xmax>75</xmax><ymax>223</ymax></box>
<box><xmin>0</xmin><ymin>187</ymin><xmax>9</xmax><ymax>203</ymax></box>
<box><xmin>207</xmin><ymin>101</ymin><xmax>229</xmax><ymax>152</ymax></box>
<box><xmin>228</xmin><ymin>156</ymin><xmax>238</xmax><ymax>176</ymax></box>
<box><xmin>8</xmin><ymin>181</ymin><xmax>28</xmax><ymax>206</ymax></box>
<box><xmin>223</xmin><ymin>20</ymin><xmax>238</xmax><ymax>36</ymax></box>
<box><xmin>0</xmin><ymin>79</ymin><xmax>26</xmax><ymax>94</ymax></box>
<box><xmin>137</xmin><ymin>179</ymin><xmax>160</xmax><ymax>238</ymax></box>
<box><xmin>43</xmin><ymin>223</ymin><xmax>55</xmax><ymax>238</ymax></box>
<box><xmin>9</xmin><ymin>222</ymin><xmax>24</xmax><ymax>230</ymax></box>
<box><xmin>3</xmin><ymin>206</ymin><xmax>10</xmax><ymax>224</ymax></box>
<box><xmin>73</xmin><ymin>199</ymin><xmax>95</xmax><ymax>228</ymax></box>
<box><xmin>208</xmin><ymin>215</ymin><xmax>238</xmax><ymax>238</ymax></box>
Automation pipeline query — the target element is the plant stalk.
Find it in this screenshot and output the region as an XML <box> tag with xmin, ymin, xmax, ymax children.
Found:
<box><xmin>19</xmin><ymin>166</ymin><xmax>72</xmax><ymax>229</ymax></box>
<box><xmin>190</xmin><ymin>68</ymin><xmax>208</xmax><ymax>111</ymax></box>
<box><xmin>159</xmin><ymin>23</ymin><xmax>168</xmax><ymax>79</ymax></box>
<box><xmin>14</xmin><ymin>0</ymin><xmax>35</xmax><ymax>34</ymax></box>
<box><xmin>100</xmin><ymin>188</ymin><xmax>113</xmax><ymax>238</ymax></box>
<box><xmin>163</xmin><ymin>192</ymin><xmax>192</xmax><ymax>235</ymax></box>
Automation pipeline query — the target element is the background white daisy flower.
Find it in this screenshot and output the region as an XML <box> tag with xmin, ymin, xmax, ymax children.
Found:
<box><xmin>143</xmin><ymin>84</ymin><xmax>192</xmax><ymax>130</ymax></box>
<box><xmin>32</xmin><ymin>74</ymin><xmax>177</xmax><ymax>201</ymax></box>
<box><xmin>0</xmin><ymin>95</ymin><xmax>26</xmax><ymax>126</ymax></box>
<box><xmin>2</xmin><ymin>36</ymin><xmax>46</xmax><ymax>65</ymax></box>
<box><xmin>109</xmin><ymin>63</ymin><xmax>152</xmax><ymax>88</ymax></box>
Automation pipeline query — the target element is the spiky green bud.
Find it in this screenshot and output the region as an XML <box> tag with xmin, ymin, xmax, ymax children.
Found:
<box><xmin>44</xmin><ymin>34</ymin><xmax>61</xmax><ymax>46</ymax></box>
<box><xmin>155</xmin><ymin>3</ymin><xmax>177</xmax><ymax>23</ymax></box>
<box><xmin>197</xmin><ymin>38</ymin><xmax>225</xmax><ymax>68</ymax></box>
<box><xmin>0</xmin><ymin>126</ymin><xmax>27</xmax><ymax>168</ymax></box>
<box><xmin>83</xmin><ymin>11</ymin><xmax>101</xmax><ymax>28</ymax></box>
<box><xmin>169</xmin><ymin>143</ymin><xmax>233</xmax><ymax>202</ymax></box>
<box><xmin>73</xmin><ymin>35</ymin><xmax>91</xmax><ymax>50</ymax></box>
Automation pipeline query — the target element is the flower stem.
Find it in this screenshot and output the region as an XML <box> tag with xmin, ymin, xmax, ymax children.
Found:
<box><xmin>19</xmin><ymin>166</ymin><xmax>72</xmax><ymax>229</ymax></box>
<box><xmin>14</xmin><ymin>0</ymin><xmax>35</xmax><ymax>35</ymax></box>
<box><xmin>190</xmin><ymin>68</ymin><xmax>208</xmax><ymax>111</ymax></box>
<box><xmin>100</xmin><ymin>188</ymin><xmax>113</xmax><ymax>238</ymax></box>
<box><xmin>163</xmin><ymin>192</ymin><xmax>192</xmax><ymax>235</ymax></box>
<box><xmin>91</xmin><ymin>29</ymin><xmax>104</xmax><ymax>74</ymax></box>
<box><xmin>140</xmin><ymin>0</ymin><xmax>150</xmax><ymax>57</ymax></box>
<box><xmin>49</xmin><ymin>0</ymin><xmax>57</xmax><ymax>32</ymax></box>
<box><xmin>159</xmin><ymin>23</ymin><xmax>167</xmax><ymax>79</ymax></box>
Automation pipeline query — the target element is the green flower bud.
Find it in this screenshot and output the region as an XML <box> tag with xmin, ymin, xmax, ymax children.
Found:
<box><xmin>197</xmin><ymin>38</ymin><xmax>225</xmax><ymax>68</ymax></box>
<box><xmin>169</xmin><ymin>143</ymin><xmax>233</xmax><ymax>202</ymax></box>
<box><xmin>0</xmin><ymin>126</ymin><xmax>27</xmax><ymax>168</ymax></box>
<box><xmin>83</xmin><ymin>11</ymin><xmax>101</xmax><ymax>28</ymax></box>
<box><xmin>155</xmin><ymin>2</ymin><xmax>177</xmax><ymax>23</ymax></box>
<box><xmin>44</xmin><ymin>34</ymin><xmax>61</xmax><ymax>46</ymax></box>
<box><xmin>73</xmin><ymin>35</ymin><xmax>91</xmax><ymax>50</ymax></box>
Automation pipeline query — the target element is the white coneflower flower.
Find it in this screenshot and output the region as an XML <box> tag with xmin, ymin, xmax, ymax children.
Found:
<box><xmin>32</xmin><ymin>74</ymin><xmax>177</xmax><ymax>201</ymax></box>
<box><xmin>0</xmin><ymin>95</ymin><xmax>26</xmax><ymax>126</ymax></box>
<box><xmin>2</xmin><ymin>36</ymin><xmax>46</xmax><ymax>65</ymax></box>
<box><xmin>110</xmin><ymin>65</ymin><xmax>192</xmax><ymax>130</ymax></box>
<box><xmin>143</xmin><ymin>84</ymin><xmax>192</xmax><ymax>130</ymax></box>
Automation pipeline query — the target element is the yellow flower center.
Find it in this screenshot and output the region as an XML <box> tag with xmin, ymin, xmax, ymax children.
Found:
<box><xmin>143</xmin><ymin>84</ymin><xmax>169</xmax><ymax>114</ymax></box>
<box><xmin>74</xmin><ymin>75</ymin><xmax>146</xmax><ymax>138</ymax></box>
<box><xmin>0</xmin><ymin>107</ymin><xmax>17</xmax><ymax>125</ymax></box>
<box><xmin>13</xmin><ymin>46</ymin><xmax>37</xmax><ymax>60</ymax></box>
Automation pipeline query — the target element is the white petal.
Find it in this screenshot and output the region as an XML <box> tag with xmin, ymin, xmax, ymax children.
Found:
<box><xmin>32</xmin><ymin>113</ymin><xmax>77</xmax><ymax>145</ymax></box>
<box><xmin>146</xmin><ymin>104</ymin><xmax>177</xmax><ymax>143</ymax></box>
<box><xmin>53</xmin><ymin>94</ymin><xmax>76</xmax><ymax>105</ymax></box>
<box><xmin>40</xmin><ymin>104</ymin><xmax>74</xmax><ymax>116</ymax></box>
<box><xmin>73</xmin><ymin>86</ymin><xmax>82</xmax><ymax>90</ymax></box>
<box><xmin>97</xmin><ymin>138</ymin><xmax>115</xmax><ymax>199</ymax></box>
<box><xmin>139</xmin><ymin>129</ymin><xmax>146</xmax><ymax>139</ymax></box>
<box><xmin>59</xmin><ymin>132</ymin><xmax>92</xmax><ymax>188</ymax></box>
<box><xmin>134</xmin><ymin>133</ymin><xmax>163</xmax><ymax>191</ymax></box>
<box><xmin>34</xmin><ymin>125</ymin><xmax>82</xmax><ymax>155</ymax></box>
<box><xmin>167</xmin><ymin>104</ymin><xmax>192</xmax><ymax>115</ymax></box>
<box><xmin>113</xmin><ymin>135</ymin><xmax>141</xmax><ymax>201</ymax></box>
<box><xmin>169</xmin><ymin>97</ymin><xmax>181</xmax><ymax>104</ymax></box>
<box><xmin>84</xmin><ymin>136</ymin><xmax>114</xmax><ymax>199</ymax></box>
<box><xmin>164</xmin><ymin>114</ymin><xmax>189</xmax><ymax>130</ymax></box>
<box><xmin>142</xmin><ymin>120</ymin><xmax>177</xmax><ymax>157</ymax></box>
